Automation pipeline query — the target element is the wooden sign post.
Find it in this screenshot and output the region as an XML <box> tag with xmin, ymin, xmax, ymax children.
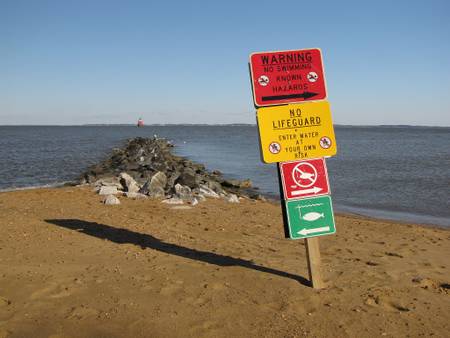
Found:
<box><xmin>305</xmin><ymin>237</ymin><xmax>325</xmax><ymax>289</ymax></box>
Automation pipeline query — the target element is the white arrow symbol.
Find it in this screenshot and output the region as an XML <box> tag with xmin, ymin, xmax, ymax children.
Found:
<box><xmin>291</xmin><ymin>186</ymin><xmax>323</xmax><ymax>196</ymax></box>
<box><xmin>297</xmin><ymin>226</ymin><xmax>330</xmax><ymax>236</ymax></box>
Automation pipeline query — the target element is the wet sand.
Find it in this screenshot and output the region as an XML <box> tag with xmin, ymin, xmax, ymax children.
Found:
<box><xmin>0</xmin><ymin>187</ymin><xmax>449</xmax><ymax>337</ymax></box>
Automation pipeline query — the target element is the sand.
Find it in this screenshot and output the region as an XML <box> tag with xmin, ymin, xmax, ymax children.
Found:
<box><xmin>0</xmin><ymin>187</ymin><xmax>449</xmax><ymax>337</ymax></box>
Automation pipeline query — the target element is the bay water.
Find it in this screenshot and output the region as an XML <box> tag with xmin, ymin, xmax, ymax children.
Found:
<box><xmin>0</xmin><ymin>125</ymin><xmax>448</xmax><ymax>227</ymax></box>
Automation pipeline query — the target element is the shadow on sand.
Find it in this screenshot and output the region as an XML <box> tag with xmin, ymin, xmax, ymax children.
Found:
<box><xmin>45</xmin><ymin>219</ymin><xmax>310</xmax><ymax>286</ymax></box>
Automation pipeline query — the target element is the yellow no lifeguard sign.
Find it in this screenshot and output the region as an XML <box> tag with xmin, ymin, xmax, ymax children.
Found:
<box><xmin>257</xmin><ymin>101</ymin><xmax>337</xmax><ymax>163</ymax></box>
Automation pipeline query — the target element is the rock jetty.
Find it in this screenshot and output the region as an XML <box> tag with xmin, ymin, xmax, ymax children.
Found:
<box><xmin>79</xmin><ymin>137</ymin><xmax>263</xmax><ymax>205</ymax></box>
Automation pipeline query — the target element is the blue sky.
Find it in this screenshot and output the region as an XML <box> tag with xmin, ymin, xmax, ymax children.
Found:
<box><xmin>1</xmin><ymin>0</ymin><xmax>449</xmax><ymax>125</ymax></box>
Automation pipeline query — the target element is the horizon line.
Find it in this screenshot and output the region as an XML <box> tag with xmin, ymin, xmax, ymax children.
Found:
<box><xmin>0</xmin><ymin>123</ymin><xmax>449</xmax><ymax>128</ymax></box>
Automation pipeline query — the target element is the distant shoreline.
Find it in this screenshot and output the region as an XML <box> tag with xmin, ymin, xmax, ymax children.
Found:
<box><xmin>1</xmin><ymin>124</ymin><xmax>450</xmax><ymax>128</ymax></box>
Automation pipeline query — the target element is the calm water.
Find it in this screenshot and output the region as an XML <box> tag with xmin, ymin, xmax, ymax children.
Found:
<box><xmin>0</xmin><ymin>125</ymin><xmax>449</xmax><ymax>227</ymax></box>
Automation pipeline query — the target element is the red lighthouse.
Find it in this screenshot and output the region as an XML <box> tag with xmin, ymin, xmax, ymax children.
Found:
<box><xmin>137</xmin><ymin>117</ymin><xmax>144</xmax><ymax>127</ymax></box>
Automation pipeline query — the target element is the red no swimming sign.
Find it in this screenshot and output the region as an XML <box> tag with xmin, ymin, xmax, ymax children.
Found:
<box><xmin>249</xmin><ymin>48</ymin><xmax>327</xmax><ymax>107</ymax></box>
<box><xmin>280</xmin><ymin>158</ymin><xmax>330</xmax><ymax>200</ymax></box>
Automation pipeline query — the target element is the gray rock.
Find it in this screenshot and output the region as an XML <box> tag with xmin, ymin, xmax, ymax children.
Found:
<box><xmin>140</xmin><ymin>171</ymin><xmax>167</xmax><ymax>197</ymax></box>
<box><xmin>149</xmin><ymin>186</ymin><xmax>165</xmax><ymax>198</ymax></box>
<box><xmin>166</xmin><ymin>170</ymin><xmax>181</xmax><ymax>188</ymax></box>
<box><xmin>98</xmin><ymin>186</ymin><xmax>119</xmax><ymax>195</ymax></box>
<box><xmin>119</xmin><ymin>172</ymin><xmax>140</xmax><ymax>193</ymax></box>
<box><xmin>227</xmin><ymin>194</ymin><xmax>240</xmax><ymax>203</ymax></box>
<box><xmin>220</xmin><ymin>178</ymin><xmax>252</xmax><ymax>189</ymax></box>
<box><xmin>206</xmin><ymin>180</ymin><xmax>224</xmax><ymax>193</ymax></box>
<box><xmin>125</xmin><ymin>192</ymin><xmax>148</xmax><ymax>199</ymax></box>
<box><xmin>151</xmin><ymin>171</ymin><xmax>167</xmax><ymax>190</ymax></box>
<box><xmin>199</xmin><ymin>185</ymin><xmax>220</xmax><ymax>199</ymax></box>
<box><xmin>174</xmin><ymin>184</ymin><xmax>192</xmax><ymax>200</ymax></box>
<box><xmin>191</xmin><ymin>162</ymin><xmax>205</xmax><ymax>172</ymax></box>
<box><xmin>138</xmin><ymin>181</ymin><xmax>150</xmax><ymax>195</ymax></box>
<box><xmin>248</xmin><ymin>192</ymin><xmax>265</xmax><ymax>201</ymax></box>
<box><xmin>177</xmin><ymin>167</ymin><xmax>197</xmax><ymax>188</ymax></box>
<box><xmin>196</xmin><ymin>194</ymin><xmax>207</xmax><ymax>202</ymax></box>
<box><xmin>161</xmin><ymin>197</ymin><xmax>184</xmax><ymax>205</ymax></box>
<box><xmin>221</xmin><ymin>179</ymin><xmax>240</xmax><ymax>188</ymax></box>
<box><xmin>103</xmin><ymin>194</ymin><xmax>120</xmax><ymax>205</ymax></box>
<box><xmin>239</xmin><ymin>179</ymin><xmax>252</xmax><ymax>188</ymax></box>
<box><xmin>94</xmin><ymin>178</ymin><xmax>122</xmax><ymax>189</ymax></box>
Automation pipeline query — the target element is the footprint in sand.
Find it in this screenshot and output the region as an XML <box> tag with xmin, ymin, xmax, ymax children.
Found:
<box><xmin>30</xmin><ymin>280</ymin><xmax>83</xmax><ymax>300</ymax></box>
<box><xmin>412</xmin><ymin>276</ymin><xmax>438</xmax><ymax>289</ymax></box>
<box><xmin>384</xmin><ymin>251</ymin><xmax>404</xmax><ymax>258</ymax></box>
<box><xmin>159</xmin><ymin>284</ymin><xmax>184</xmax><ymax>296</ymax></box>
<box><xmin>188</xmin><ymin>319</ymin><xmax>221</xmax><ymax>336</ymax></box>
<box><xmin>412</xmin><ymin>277</ymin><xmax>450</xmax><ymax>294</ymax></box>
<box><xmin>364</xmin><ymin>294</ymin><xmax>410</xmax><ymax>312</ymax></box>
<box><xmin>0</xmin><ymin>297</ymin><xmax>11</xmax><ymax>307</ymax></box>
<box><xmin>390</xmin><ymin>303</ymin><xmax>410</xmax><ymax>312</ymax></box>
<box><xmin>66</xmin><ymin>305</ymin><xmax>100</xmax><ymax>320</ymax></box>
<box><xmin>371</xmin><ymin>252</ymin><xmax>384</xmax><ymax>258</ymax></box>
<box><xmin>191</xmin><ymin>296</ymin><xmax>210</xmax><ymax>307</ymax></box>
<box><xmin>208</xmin><ymin>282</ymin><xmax>227</xmax><ymax>291</ymax></box>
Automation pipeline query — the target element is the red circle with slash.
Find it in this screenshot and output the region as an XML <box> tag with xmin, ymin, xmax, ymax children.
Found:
<box><xmin>280</xmin><ymin>158</ymin><xmax>330</xmax><ymax>200</ymax></box>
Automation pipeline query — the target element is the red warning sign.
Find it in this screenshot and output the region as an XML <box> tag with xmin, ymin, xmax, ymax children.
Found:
<box><xmin>249</xmin><ymin>48</ymin><xmax>327</xmax><ymax>107</ymax></box>
<box><xmin>280</xmin><ymin>158</ymin><xmax>330</xmax><ymax>200</ymax></box>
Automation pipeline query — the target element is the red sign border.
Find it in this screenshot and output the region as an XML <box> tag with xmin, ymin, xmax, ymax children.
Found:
<box><xmin>279</xmin><ymin>158</ymin><xmax>331</xmax><ymax>200</ymax></box>
<box><xmin>249</xmin><ymin>48</ymin><xmax>328</xmax><ymax>108</ymax></box>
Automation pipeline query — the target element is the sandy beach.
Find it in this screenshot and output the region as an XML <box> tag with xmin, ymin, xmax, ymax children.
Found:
<box><xmin>0</xmin><ymin>186</ymin><xmax>449</xmax><ymax>337</ymax></box>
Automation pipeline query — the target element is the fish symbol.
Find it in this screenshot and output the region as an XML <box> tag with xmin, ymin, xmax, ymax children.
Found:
<box><xmin>302</xmin><ymin>212</ymin><xmax>324</xmax><ymax>222</ymax></box>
